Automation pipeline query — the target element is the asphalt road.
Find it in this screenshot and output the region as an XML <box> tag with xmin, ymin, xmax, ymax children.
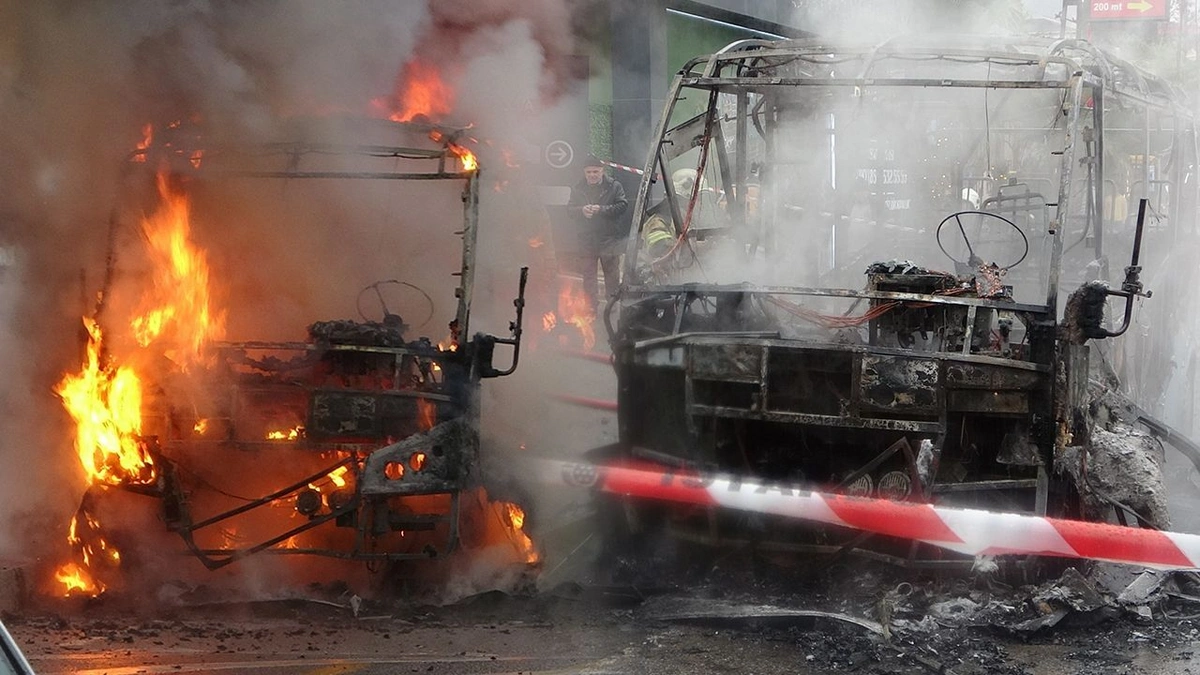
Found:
<box><xmin>9</xmin><ymin>592</ymin><xmax>1200</xmax><ymax>675</ymax></box>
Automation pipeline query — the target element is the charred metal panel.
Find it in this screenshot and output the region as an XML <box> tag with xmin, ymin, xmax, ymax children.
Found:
<box><xmin>689</xmin><ymin>343</ymin><xmax>762</xmax><ymax>382</ymax></box>
<box><xmin>1053</xmin><ymin>343</ymin><xmax>1091</xmax><ymax>448</ymax></box>
<box><xmin>1065</xmin><ymin>344</ymin><xmax>1089</xmax><ymax>412</ymax></box>
<box><xmin>688</xmin><ymin>404</ymin><xmax>944</xmax><ymax>433</ymax></box>
<box><xmin>228</xmin><ymin>386</ymin><xmax>308</xmax><ymax>442</ymax></box>
<box><xmin>997</xmin><ymin>431</ymin><xmax>1042</xmax><ymax>465</ymax></box>
<box><xmin>637</xmin><ymin>345</ymin><xmax>685</xmax><ymax>368</ymax></box>
<box><xmin>620</xmin><ymin>365</ymin><xmax>694</xmax><ymax>457</ymax></box>
<box><xmin>692</xmin><ymin>380</ymin><xmax>760</xmax><ymax>410</ymax></box>
<box><xmin>360</xmin><ymin>418</ymin><xmax>474</xmax><ymax>496</ymax></box>
<box><xmin>766</xmin><ymin>348</ymin><xmax>853</xmax><ymax>416</ymax></box>
<box><xmin>309</xmin><ymin>392</ymin><xmax>384</xmax><ymax>437</ymax></box>
<box><xmin>308</xmin><ymin>391</ymin><xmax>449</xmax><ymax>440</ymax></box>
<box><xmin>946</xmin><ymin>390</ymin><xmax>1030</xmax><ymax>413</ymax></box>
<box><xmin>859</xmin><ymin>355</ymin><xmax>939</xmax><ymax>413</ymax></box>
<box><xmin>944</xmin><ymin>362</ymin><xmax>1042</xmax><ymax>390</ymax></box>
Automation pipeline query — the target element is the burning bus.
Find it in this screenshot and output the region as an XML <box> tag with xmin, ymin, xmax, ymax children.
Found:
<box><xmin>602</xmin><ymin>36</ymin><xmax>1200</xmax><ymax>566</ymax></box>
<box><xmin>54</xmin><ymin>117</ymin><xmax>536</xmax><ymax>596</ymax></box>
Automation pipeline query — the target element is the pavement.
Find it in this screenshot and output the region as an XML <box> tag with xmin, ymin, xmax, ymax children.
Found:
<box><xmin>8</xmin><ymin>572</ymin><xmax>1200</xmax><ymax>675</ymax></box>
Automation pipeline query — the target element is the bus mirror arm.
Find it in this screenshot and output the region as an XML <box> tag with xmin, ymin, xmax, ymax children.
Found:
<box><xmin>1097</xmin><ymin>199</ymin><xmax>1153</xmax><ymax>338</ymax></box>
<box><xmin>478</xmin><ymin>266</ymin><xmax>528</xmax><ymax>378</ymax></box>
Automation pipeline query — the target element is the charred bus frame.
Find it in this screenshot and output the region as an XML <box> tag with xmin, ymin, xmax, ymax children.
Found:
<box><xmin>608</xmin><ymin>37</ymin><xmax>1199</xmax><ymax>563</ymax></box>
<box><xmin>120</xmin><ymin>120</ymin><xmax>527</xmax><ymax>570</ymax></box>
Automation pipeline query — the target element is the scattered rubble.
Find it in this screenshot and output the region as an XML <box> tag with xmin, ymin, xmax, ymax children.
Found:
<box><xmin>1055</xmin><ymin>361</ymin><xmax>1173</xmax><ymax>529</ymax></box>
<box><xmin>593</xmin><ymin>550</ymin><xmax>1200</xmax><ymax>674</ymax></box>
<box><xmin>11</xmin><ymin>557</ymin><xmax>1200</xmax><ymax>674</ymax></box>
<box><xmin>640</xmin><ymin>595</ymin><xmax>885</xmax><ymax>636</ymax></box>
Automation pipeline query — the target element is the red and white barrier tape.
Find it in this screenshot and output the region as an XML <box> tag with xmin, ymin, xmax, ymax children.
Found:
<box><xmin>600</xmin><ymin>159</ymin><xmax>646</xmax><ymax>176</ymax></box>
<box><xmin>543</xmin><ymin>460</ymin><xmax>1200</xmax><ymax>570</ymax></box>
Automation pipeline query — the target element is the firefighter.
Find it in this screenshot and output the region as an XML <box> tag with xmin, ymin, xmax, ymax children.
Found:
<box><xmin>632</xmin><ymin>196</ymin><xmax>681</xmax><ymax>285</ymax></box>
<box><xmin>670</xmin><ymin>167</ymin><xmax>726</xmax><ymax>230</ymax></box>
<box><xmin>641</xmin><ymin>199</ymin><xmax>677</xmax><ymax>260</ymax></box>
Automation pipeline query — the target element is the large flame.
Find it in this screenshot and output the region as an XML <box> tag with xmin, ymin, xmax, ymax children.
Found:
<box><xmin>56</xmin><ymin>318</ymin><xmax>154</xmax><ymax>486</ymax></box>
<box><xmin>130</xmin><ymin>172</ymin><xmax>225</xmax><ymax>369</ymax></box>
<box><xmin>389</xmin><ymin>60</ymin><xmax>454</xmax><ymax>123</ymax></box>
<box><xmin>378</xmin><ymin>59</ymin><xmax>477</xmax><ymax>172</ymax></box>
<box><xmin>54</xmin><ymin>167</ymin><xmax>225</xmax><ymax>596</ymax></box>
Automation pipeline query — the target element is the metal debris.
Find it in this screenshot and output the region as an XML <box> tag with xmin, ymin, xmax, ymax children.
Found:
<box><xmin>1117</xmin><ymin>570</ymin><xmax>1168</xmax><ymax>606</ymax></box>
<box><xmin>1035</xmin><ymin>566</ymin><xmax>1106</xmax><ymax>613</ymax></box>
<box><xmin>640</xmin><ymin>596</ymin><xmax>885</xmax><ymax>637</ymax></box>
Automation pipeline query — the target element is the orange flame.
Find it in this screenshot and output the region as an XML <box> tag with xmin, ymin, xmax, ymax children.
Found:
<box><xmin>129</xmin><ymin>172</ymin><xmax>226</xmax><ymax>369</ymax></box>
<box><xmin>67</xmin><ymin>508</ymin><xmax>121</xmax><ymax>567</ymax></box>
<box><xmin>454</xmin><ymin>143</ymin><xmax>479</xmax><ymax>172</ymax></box>
<box><xmin>52</xmin><ymin>508</ymin><xmax>119</xmax><ymax>597</ymax></box>
<box><xmin>390</xmin><ymin>60</ymin><xmax>454</xmax><ymax>123</ymax></box>
<box><xmin>556</xmin><ymin>279</ymin><xmax>595</xmax><ymax>350</ymax></box>
<box><xmin>266</xmin><ymin>426</ymin><xmax>302</xmax><ymax>441</ymax></box>
<box><xmin>416</xmin><ymin>399</ymin><xmax>436</xmax><ymax>432</ymax></box>
<box><xmin>132</xmin><ymin>123</ymin><xmax>153</xmax><ymax>163</ymax></box>
<box><xmin>56</xmin><ymin>318</ymin><xmax>155</xmax><ymax>486</ymax></box>
<box><xmin>308</xmin><ymin>465</ymin><xmax>350</xmax><ymax>493</ymax></box>
<box><xmin>385</xmin><ymin>462</ymin><xmax>405</xmax><ymax>480</ymax></box>
<box><xmin>542</xmin><ymin>311</ymin><xmax>557</xmax><ymax>332</ymax></box>
<box><xmin>428</xmin><ymin>129</ymin><xmax>478</xmax><ymax>172</ymax></box>
<box><xmin>502</xmin><ymin>502</ymin><xmax>538</xmax><ymax>564</ymax></box>
<box><xmin>55</xmin><ymin>168</ymin><xmax>224</xmax><ymax>596</ymax></box>
<box><xmin>381</xmin><ymin>59</ymin><xmax>478</xmax><ymax>171</ymax></box>
<box><xmin>378</xmin><ymin>61</ymin><xmax>478</xmax><ymax>171</ymax></box>
<box><xmin>54</xmin><ymin>562</ymin><xmax>104</xmax><ymax>597</ymax></box>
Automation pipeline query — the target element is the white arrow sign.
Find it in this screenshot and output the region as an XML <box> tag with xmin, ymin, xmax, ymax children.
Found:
<box><xmin>545</xmin><ymin>140</ymin><xmax>574</xmax><ymax>169</ymax></box>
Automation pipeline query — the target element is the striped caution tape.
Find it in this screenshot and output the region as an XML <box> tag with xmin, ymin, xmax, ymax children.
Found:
<box><xmin>600</xmin><ymin>159</ymin><xmax>646</xmax><ymax>176</ymax></box>
<box><xmin>599</xmin><ymin>159</ymin><xmax>664</xmax><ymax>182</ymax></box>
<box><xmin>542</xmin><ymin>459</ymin><xmax>1200</xmax><ymax>570</ymax></box>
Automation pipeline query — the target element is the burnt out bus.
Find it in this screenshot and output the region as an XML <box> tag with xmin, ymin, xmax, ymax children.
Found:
<box><xmin>61</xmin><ymin>118</ymin><xmax>534</xmax><ymax>592</ymax></box>
<box><xmin>604</xmin><ymin>36</ymin><xmax>1200</xmax><ymax>564</ymax></box>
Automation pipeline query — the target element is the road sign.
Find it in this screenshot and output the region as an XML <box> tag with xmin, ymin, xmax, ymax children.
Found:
<box><xmin>544</xmin><ymin>140</ymin><xmax>574</xmax><ymax>169</ymax></box>
<box><xmin>1089</xmin><ymin>0</ymin><xmax>1166</xmax><ymax>20</ymax></box>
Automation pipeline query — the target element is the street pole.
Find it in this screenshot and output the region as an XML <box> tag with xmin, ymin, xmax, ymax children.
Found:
<box><xmin>1179</xmin><ymin>0</ymin><xmax>1189</xmax><ymax>80</ymax></box>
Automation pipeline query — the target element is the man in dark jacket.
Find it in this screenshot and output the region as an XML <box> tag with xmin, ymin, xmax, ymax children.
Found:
<box><xmin>568</xmin><ymin>155</ymin><xmax>628</xmax><ymax>311</ymax></box>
